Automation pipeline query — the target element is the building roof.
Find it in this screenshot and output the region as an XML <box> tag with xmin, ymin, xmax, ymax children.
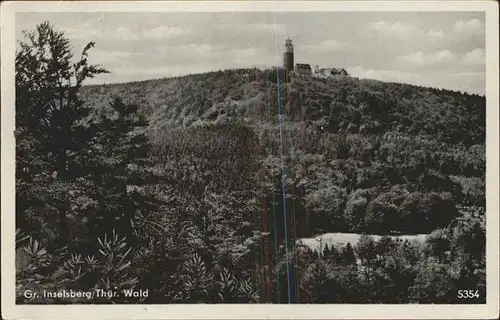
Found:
<box><xmin>295</xmin><ymin>64</ymin><xmax>312</xmax><ymax>75</ymax></box>
<box><xmin>295</xmin><ymin>63</ymin><xmax>312</xmax><ymax>71</ymax></box>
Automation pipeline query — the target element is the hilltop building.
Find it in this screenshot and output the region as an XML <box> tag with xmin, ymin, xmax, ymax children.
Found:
<box><xmin>282</xmin><ymin>38</ymin><xmax>349</xmax><ymax>79</ymax></box>
<box><xmin>294</xmin><ymin>63</ymin><xmax>313</xmax><ymax>76</ymax></box>
<box><xmin>283</xmin><ymin>38</ymin><xmax>294</xmax><ymax>72</ymax></box>
<box><xmin>314</xmin><ymin>67</ymin><xmax>349</xmax><ymax>79</ymax></box>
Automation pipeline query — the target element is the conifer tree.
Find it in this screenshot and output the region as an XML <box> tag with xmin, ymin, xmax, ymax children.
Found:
<box><xmin>85</xmin><ymin>97</ymin><xmax>155</xmax><ymax>246</ymax></box>
<box><xmin>323</xmin><ymin>243</ymin><xmax>331</xmax><ymax>257</ymax></box>
<box><xmin>340</xmin><ymin>243</ymin><xmax>357</xmax><ymax>265</ymax></box>
<box><xmin>15</xmin><ymin>21</ymin><xmax>109</xmax><ymax>246</ymax></box>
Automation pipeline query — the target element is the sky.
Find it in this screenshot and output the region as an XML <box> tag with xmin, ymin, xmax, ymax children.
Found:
<box><xmin>16</xmin><ymin>11</ymin><xmax>486</xmax><ymax>94</ymax></box>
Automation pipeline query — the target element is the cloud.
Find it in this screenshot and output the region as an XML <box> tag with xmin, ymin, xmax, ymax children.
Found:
<box><xmin>369</xmin><ymin>20</ymin><xmax>419</xmax><ymax>37</ymax></box>
<box><xmin>184</xmin><ymin>43</ymin><xmax>214</xmax><ymax>56</ymax></box>
<box><xmin>64</xmin><ymin>26</ymin><xmax>140</xmax><ymax>41</ymax></box>
<box><xmin>154</xmin><ymin>43</ymin><xmax>266</xmax><ymax>68</ymax></box>
<box><xmin>110</xmin><ymin>65</ymin><xmax>211</xmax><ymax>77</ymax></box>
<box><xmin>158</xmin><ymin>43</ymin><xmax>217</xmax><ymax>58</ymax></box>
<box><xmin>144</xmin><ymin>26</ymin><xmax>187</xmax><ymax>39</ymax></box>
<box><xmin>89</xmin><ymin>50</ymin><xmax>146</xmax><ymax>64</ymax></box>
<box><xmin>454</xmin><ymin>18</ymin><xmax>483</xmax><ymax>33</ymax></box>
<box><xmin>249</xmin><ymin>23</ymin><xmax>287</xmax><ymax>33</ymax></box>
<box><xmin>453</xmin><ymin>71</ymin><xmax>485</xmax><ymax>77</ymax></box>
<box><xmin>346</xmin><ymin>66</ymin><xmax>484</xmax><ymax>95</ymax></box>
<box><xmin>427</xmin><ymin>30</ymin><xmax>445</xmax><ymax>39</ymax></box>
<box><xmin>398</xmin><ymin>50</ymin><xmax>458</xmax><ymax>65</ymax></box>
<box><xmin>232</xmin><ymin>47</ymin><xmax>258</xmax><ymax>57</ymax></box>
<box><xmin>461</xmin><ymin>48</ymin><xmax>485</xmax><ymax>65</ymax></box>
<box><xmin>85</xmin><ymin>64</ymin><xmax>214</xmax><ymax>84</ymax></box>
<box><xmin>302</xmin><ymin>39</ymin><xmax>347</xmax><ymax>53</ymax></box>
<box><xmin>431</xmin><ymin>72</ymin><xmax>485</xmax><ymax>95</ymax></box>
<box><xmin>232</xmin><ymin>47</ymin><xmax>263</xmax><ymax>64</ymax></box>
<box><xmin>347</xmin><ymin>66</ymin><xmax>423</xmax><ymax>84</ymax></box>
<box><xmin>63</xmin><ymin>24</ymin><xmax>188</xmax><ymax>41</ymax></box>
<box><xmin>369</xmin><ymin>20</ymin><xmax>458</xmax><ymax>40</ymax></box>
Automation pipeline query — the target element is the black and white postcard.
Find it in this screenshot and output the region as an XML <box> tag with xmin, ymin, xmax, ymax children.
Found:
<box><xmin>1</xmin><ymin>1</ymin><xmax>499</xmax><ymax>319</ymax></box>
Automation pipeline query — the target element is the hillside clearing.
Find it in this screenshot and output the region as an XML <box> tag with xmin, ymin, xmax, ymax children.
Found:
<box><xmin>296</xmin><ymin>232</ymin><xmax>429</xmax><ymax>253</ymax></box>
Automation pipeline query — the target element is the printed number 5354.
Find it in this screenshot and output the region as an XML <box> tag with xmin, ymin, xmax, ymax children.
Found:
<box><xmin>457</xmin><ymin>290</ymin><xmax>480</xmax><ymax>299</ymax></box>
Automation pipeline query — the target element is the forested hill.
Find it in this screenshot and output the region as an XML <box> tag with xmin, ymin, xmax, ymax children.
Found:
<box><xmin>81</xmin><ymin>68</ymin><xmax>486</xmax><ymax>236</ymax></box>
<box><xmin>82</xmin><ymin>68</ymin><xmax>485</xmax><ymax>146</ymax></box>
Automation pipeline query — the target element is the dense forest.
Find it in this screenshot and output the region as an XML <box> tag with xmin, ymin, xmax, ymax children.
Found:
<box><xmin>15</xmin><ymin>22</ymin><xmax>486</xmax><ymax>304</ymax></box>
